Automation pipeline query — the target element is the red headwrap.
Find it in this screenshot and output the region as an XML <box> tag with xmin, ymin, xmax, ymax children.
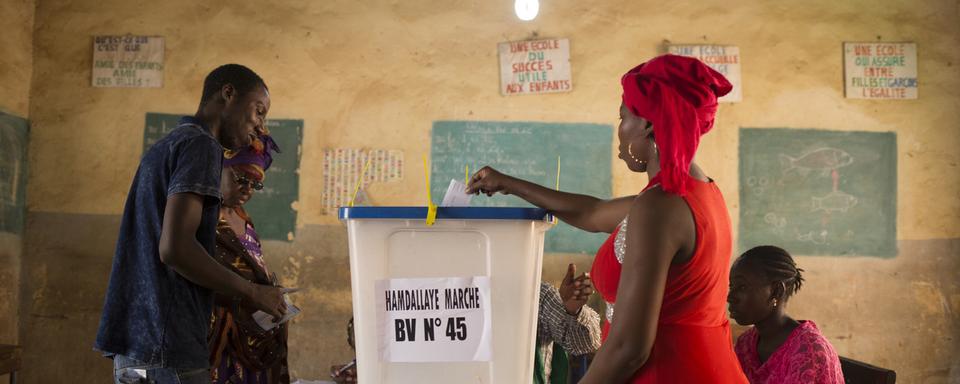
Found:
<box><xmin>621</xmin><ymin>54</ymin><xmax>732</xmax><ymax>195</ymax></box>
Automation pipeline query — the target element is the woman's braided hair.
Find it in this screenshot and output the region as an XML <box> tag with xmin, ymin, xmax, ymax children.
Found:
<box><xmin>739</xmin><ymin>245</ymin><xmax>805</xmax><ymax>298</ymax></box>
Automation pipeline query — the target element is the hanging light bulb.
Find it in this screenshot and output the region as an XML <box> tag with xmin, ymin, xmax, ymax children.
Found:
<box><xmin>514</xmin><ymin>0</ymin><xmax>539</xmax><ymax>21</ymax></box>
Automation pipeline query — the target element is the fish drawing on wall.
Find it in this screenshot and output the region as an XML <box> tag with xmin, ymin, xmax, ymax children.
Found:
<box><xmin>780</xmin><ymin>147</ymin><xmax>854</xmax><ymax>176</ymax></box>
<box><xmin>811</xmin><ymin>190</ymin><xmax>859</xmax><ymax>213</ymax></box>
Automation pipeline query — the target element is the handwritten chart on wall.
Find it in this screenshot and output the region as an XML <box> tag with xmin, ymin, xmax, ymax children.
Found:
<box><xmin>739</xmin><ymin>128</ymin><xmax>897</xmax><ymax>257</ymax></box>
<box><xmin>431</xmin><ymin>121</ymin><xmax>612</xmax><ymax>254</ymax></box>
<box><xmin>0</xmin><ymin>113</ymin><xmax>29</xmax><ymax>234</ymax></box>
<box><xmin>144</xmin><ymin>113</ymin><xmax>302</xmax><ymax>241</ymax></box>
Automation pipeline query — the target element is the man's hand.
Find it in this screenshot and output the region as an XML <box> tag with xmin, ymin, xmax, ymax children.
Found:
<box><xmin>558</xmin><ymin>263</ymin><xmax>594</xmax><ymax>315</ymax></box>
<box><xmin>330</xmin><ymin>363</ymin><xmax>357</xmax><ymax>383</ymax></box>
<box><xmin>245</xmin><ymin>283</ymin><xmax>287</xmax><ymax>319</ymax></box>
<box><xmin>160</xmin><ymin>193</ymin><xmax>290</xmax><ymax>311</ymax></box>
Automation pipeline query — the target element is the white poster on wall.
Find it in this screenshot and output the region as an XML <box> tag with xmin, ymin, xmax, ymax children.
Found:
<box><xmin>92</xmin><ymin>35</ymin><xmax>164</xmax><ymax>88</ymax></box>
<box><xmin>498</xmin><ymin>38</ymin><xmax>572</xmax><ymax>96</ymax></box>
<box><xmin>843</xmin><ymin>42</ymin><xmax>917</xmax><ymax>99</ymax></box>
<box><xmin>376</xmin><ymin>276</ymin><xmax>492</xmax><ymax>362</ymax></box>
<box><xmin>667</xmin><ymin>45</ymin><xmax>742</xmax><ymax>102</ymax></box>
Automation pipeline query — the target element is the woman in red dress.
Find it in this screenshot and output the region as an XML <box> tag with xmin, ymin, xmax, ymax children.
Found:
<box><xmin>468</xmin><ymin>54</ymin><xmax>747</xmax><ymax>383</ymax></box>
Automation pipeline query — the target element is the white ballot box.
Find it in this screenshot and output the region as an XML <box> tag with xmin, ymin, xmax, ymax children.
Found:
<box><xmin>339</xmin><ymin>207</ymin><xmax>554</xmax><ymax>384</ymax></box>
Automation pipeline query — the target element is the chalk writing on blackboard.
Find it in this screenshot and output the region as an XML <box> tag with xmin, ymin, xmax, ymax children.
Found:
<box><xmin>431</xmin><ymin>121</ymin><xmax>612</xmax><ymax>254</ymax></box>
<box><xmin>739</xmin><ymin>128</ymin><xmax>897</xmax><ymax>257</ymax></box>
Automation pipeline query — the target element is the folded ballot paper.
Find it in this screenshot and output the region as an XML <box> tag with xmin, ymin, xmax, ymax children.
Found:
<box><xmin>252</xmin><ymin>292</ymin><xmax>302</xmax><ymax>331</ymax></box>
<box><xmin>441</xmin><ymin>179</ymin><xmax>473</xmax><ymax>207</ymax></box>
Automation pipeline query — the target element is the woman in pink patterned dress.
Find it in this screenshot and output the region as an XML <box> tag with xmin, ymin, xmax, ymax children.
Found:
<box><xmin>727</xmin><ymin>245</ymin><xmax>844</xmax><ymax>384</ymax></box>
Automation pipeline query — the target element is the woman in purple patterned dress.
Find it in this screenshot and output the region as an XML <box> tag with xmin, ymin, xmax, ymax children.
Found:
<box><xmin>209</xmin><ymin>134</ymin><xmax>289</xmax><ymax>384</ymax></box>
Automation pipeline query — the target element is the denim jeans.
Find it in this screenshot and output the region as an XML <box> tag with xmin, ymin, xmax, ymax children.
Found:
<box><xmin>113</xmin><ymin>355</ymin><xmax>210</xmax><ymax>384</ymax></box>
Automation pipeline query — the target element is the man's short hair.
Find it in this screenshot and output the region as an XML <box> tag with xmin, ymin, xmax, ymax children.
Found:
<box><xmin>199</xmin><ymin>64</ymin><xmax>268</xmax><ymax>105</ymax></box>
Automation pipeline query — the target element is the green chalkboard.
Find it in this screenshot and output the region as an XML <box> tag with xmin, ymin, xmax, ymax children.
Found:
<box><xmin>0</xmin><ymin>113</ymin><xmax>29</xmax><ymax>234</ymax></box>
<box><xmin>143</xmin><ymin>113</ymin><xmax>182</xmax><ymax>154</ymax></box>
<box><xmin>244</xmin><ymin>119</ymin><xmax>302</xmax><ymax>241</ymax></box>
<box><xmin>144</xmin><ymin>113</ymin><xmax>302</xmax><ymax>241</ymax></box>
<box><xmin>431</xmin><ymin>121</ymin><xmax>613</xmax><ymax>254</ymax></box>
<box><xmin>739</xmin><ymin>128</ymin><xmax>897</xmax><ymax>257</ymax></box>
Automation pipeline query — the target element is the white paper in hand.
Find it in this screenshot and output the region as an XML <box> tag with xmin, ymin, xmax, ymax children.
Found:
<box><xmin>253</xmin><ymin>294</ymin><xmax>302</xmax><ymax>331</ymax></box>
<box><xmin>441</xmin><ymin>179</ymin><xmax>473</xmax><ymax>207</ymax></box>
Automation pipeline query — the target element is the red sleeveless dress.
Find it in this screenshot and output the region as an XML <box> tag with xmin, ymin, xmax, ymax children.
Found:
<box><xmin>590</xmin><ymin>176</ymin><xmax>748</xmax><ymax>383</ymax></box>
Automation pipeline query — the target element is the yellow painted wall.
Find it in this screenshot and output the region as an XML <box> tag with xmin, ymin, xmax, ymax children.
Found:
<box><xmin>0</xmin><ymin>0</ymin><xmax>34</xmax><ymax>352</ymax></box>
<box><xmin>24</xmin><ymin>0</ymin><xmax>960</xmax><ymax>238</ymax></box>
<box><xmin>0</xmin><ymin>0</ymin><xmax>34</xmax><ymax>117</ymax></box>
<box><xmin>16</xmin><ymin>0</ymin><xmax>960</xmax><ymax>382</ymax></box>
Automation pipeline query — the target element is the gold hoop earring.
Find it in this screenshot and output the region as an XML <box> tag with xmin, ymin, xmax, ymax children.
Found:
<box><xmin>628</xmin><ymin>143</ymin><xmax>645</xmax><ymax>164</ymax></box>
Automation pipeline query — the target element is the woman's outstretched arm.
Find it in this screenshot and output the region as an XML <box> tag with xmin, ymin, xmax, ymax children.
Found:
<box><xmin>466</xmin><ymin>166</ymin><xmax>634</xmax><ymax>233</ymax></box>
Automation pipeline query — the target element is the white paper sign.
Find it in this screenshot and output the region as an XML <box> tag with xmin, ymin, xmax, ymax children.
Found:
<box><xmin>92</xmin><ymin>35</ymin><xmax>164</xmax><ymax>88</ymax></box>
<box><xmin>498</xmin><ymin>38</ymin><xmax>572</xmax><ymax>96</ymax></box>
<box><xmin>667</xmin><ymin>45</ymin><xmax>742</xmax><ymax>102</ymax></box>
<box><xmin>844</xmin><ymin>42</ymin><xmax>917</xmax><ymax>99</ymax></box>
<box><xmin>376</xmin><ymin>276</ymin><xmax>492</xmax><ymax>362</ymax></box>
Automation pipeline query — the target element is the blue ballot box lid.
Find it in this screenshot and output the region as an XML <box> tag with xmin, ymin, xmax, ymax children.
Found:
<box><xmin>339</xmin><ymin>206</ymin><xmax>553</xmax><ymax>221</ymax></box>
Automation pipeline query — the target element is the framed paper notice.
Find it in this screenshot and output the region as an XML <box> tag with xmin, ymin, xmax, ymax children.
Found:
<box><xmin>498</xmin><ymin>38</ymin><xmax>572</xmax><ymax>96</ymax></box>
<box><xmin>667</xmin><ymin>45</ymin><xmax>742</xmax><ymax>102</ymax></box>
<box><xmin>844</xmin><ymin>42</ymin><xmax>917</xmax><ymax>99</ymax></box>
<box><xmin>92</xmin><ymin>35</ymin><xmax>164</xmax><ymax>88</ymax></box>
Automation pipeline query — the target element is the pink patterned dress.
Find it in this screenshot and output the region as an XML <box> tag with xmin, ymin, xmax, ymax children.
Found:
<box><xmin>734</xmin><ymin>321</ymin><xmax>844</xmax><ymax>384</ymax></box>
